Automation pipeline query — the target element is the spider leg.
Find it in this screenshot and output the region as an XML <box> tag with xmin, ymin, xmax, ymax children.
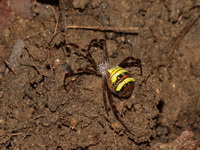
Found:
<box><xmin>58</xmin><ymin>41</ymin><xmax>98</xmax><ymax>70</ymax></box>
<box><xmin>76</xmin><ymin>67</ymin><xmax>101</xmax><ymax>76</ymax></box>
<box><xmin>99</xmin><ymin>39</ymin><xmax>109</xmax><ymax>62</ymax></box>
<box><xmin>88</xmin><ymin>39</ymin><xmax>109</xmax><ymax>62</ymax></box>
<box><xmin>106</xmin><ymin>81</ymin><xmax>134</xmax><ymax>135</ymax></box>
<box><xmin>64</xmin><ymin>67</ymin><xmax>101</xmax><ymax>90</ymax></box>
<box><xmin>83</xmin><ymin>39</ymin><xmax>104</xmax><ymax>70</ymax></box>
<box><xmin>102</xmin><ymin>78</ymin><xmax>109</xmax><ymax>116</ymax></box>
<box><xmin>118</xmin><ymin>56</ymin><xmax>143</xmax><ymax>76</ymax></box>
<box><xmin>63</xmin><ymin>39</ymin><xmax>109</xmax><ymax>71</ymax></box>
<box><xmin>57</xmin><ymin>42</ymin><xmax>80</xmax><ymax>53</ymax></box>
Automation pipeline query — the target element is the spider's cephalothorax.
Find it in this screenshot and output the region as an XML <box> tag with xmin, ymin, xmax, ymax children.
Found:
<box><xmin>63</xmin><ymin>39</ymin><xmax>142</xmax><ymax>135</ymax></box>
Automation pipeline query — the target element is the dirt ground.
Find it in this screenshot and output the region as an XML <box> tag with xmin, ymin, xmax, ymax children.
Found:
<box><xmin>0</xmin><ymin>0</ymin><xmax>200</xmax><ymax>149</ymax></box>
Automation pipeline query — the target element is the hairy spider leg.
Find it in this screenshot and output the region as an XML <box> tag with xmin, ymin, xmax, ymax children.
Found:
<box><xmin>88</xmin><ymin>39</ymin><xmax>109</xmax><ymax>62</ymax></box>
<box><xmin>83</xmin><ymin>39</ymin><xmax>104</xmax><ymax>70</ymax></box>
<box><xmin>102</xmin><ymin>78</ymin><xmax>109</xmax><ymax>116</ymax></box>
<box><xmin>60</xmin><ymin>41</ymin><xmax>98</xmax><ymax>70</ymax></box>
<box><xmin>105</xmin><ymin>80</ymin><xmax>134</xmax><ymax>135</ymax></box>
<box><xmin>64</xmin><ymin>67</ymin><xmax>101</xmax><ymax>90</ymax></box>
<box><xmin>99</xmin><ymin>39</ymin><xmax>109</xmax><ymax>62</ymax></box>
<box><xmin>77</xmin><ymin>68</ymin><xmax>101</xmax><ymax>76</ymax></box>
<box><xmin>84</xmin><ymin>39</ymin><xmax>111</xmax><ymax>67</ymax></box>
<box><xmin>118</xmin><ymin>57</ymin><xmax>143</xmax><ymax>76</ymax></box>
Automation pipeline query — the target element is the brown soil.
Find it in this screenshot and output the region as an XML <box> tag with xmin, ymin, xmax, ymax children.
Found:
<box><xmin>0</xmin><ymin>0</ymin><xmax>200</xmax><ymax>149</ymax></box>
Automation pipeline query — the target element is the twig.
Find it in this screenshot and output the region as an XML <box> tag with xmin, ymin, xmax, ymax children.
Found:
<box><xmin>46</xmin><ymin>5</ymin><xmax>59</xmax><ymax>58</ymax></box>
<box><xmin>47</xmin><ymin>5</ymin><xmax>58</xmax><ymax>35</ymax></box>
<box><xmin>66</xmin><ymin>26</ymin><xmax>140</xmax><ymax>34</ymax></box>
<box><xmin>13</xmin><ymin>135</ymin><xmax>28</xmax><ymax>150</ymax></box>
<box><xmin>4</xmin><ymin>60</ymin><xmax>17</xmax><ymax>74</ymax></box>
<box><xmin>0</xmin><ymin>132</ymin><xmax>30</xmax><ymax>137</ymax></box>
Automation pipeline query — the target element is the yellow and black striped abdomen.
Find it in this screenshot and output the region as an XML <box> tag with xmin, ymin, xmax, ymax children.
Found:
<box><xmin>106</xmin><ymin>66</ymin><xmax>135</xmax><ymax>97</ymax></box>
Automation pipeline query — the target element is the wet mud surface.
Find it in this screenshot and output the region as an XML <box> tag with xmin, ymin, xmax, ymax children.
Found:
<box><xmin>0</xmin><ymin>0</ymin><xmax>200</xmax><ymax>149</ymax></box>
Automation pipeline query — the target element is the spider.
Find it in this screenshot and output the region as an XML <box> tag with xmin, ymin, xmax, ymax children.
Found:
<box><xmin>64</xmin><ymin>39</ymin><xmax>142</xmax><ymax>135</ymax></box>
